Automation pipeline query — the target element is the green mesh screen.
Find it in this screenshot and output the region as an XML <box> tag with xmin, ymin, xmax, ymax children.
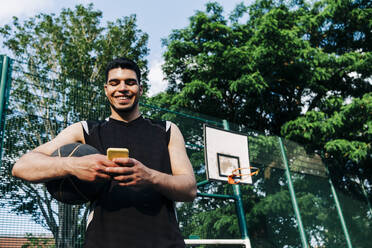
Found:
<box><xmin>0</xmin><ymin>55</ymin><xmax>371</xmax><ymax>248</ymax></box>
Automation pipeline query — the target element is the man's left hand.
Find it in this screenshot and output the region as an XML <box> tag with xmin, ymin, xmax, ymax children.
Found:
<box><xmin>105</xmin><ymin>157</ymin><xmax>157</xmax><ymax>186</ymax></box>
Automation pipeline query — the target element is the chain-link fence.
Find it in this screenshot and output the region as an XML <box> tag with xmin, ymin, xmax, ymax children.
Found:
<box><xmin>0</xmin><ymin>55</ymin><xmax>371</xmax><ymax>248</ymax></box>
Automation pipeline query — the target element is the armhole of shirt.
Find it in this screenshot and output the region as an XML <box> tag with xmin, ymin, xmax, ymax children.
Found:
<box><xmin>165</xmin><ymin>121</ymin><xmax>171</xmax><ymax>145</ymax></box>
<box><xmin>80</xmin><ymin>120</ymin><xmax>103</xmax><ymax>143</ymax></box>
<box><xmin>81</xmin><ymin>121</ymin><xmax>89</xmax><ymax>135</ymax></box>
<box><xmin>80</xmin><ymin>121</ymin><xmax>89</xmax><ymax>144</ymax></box>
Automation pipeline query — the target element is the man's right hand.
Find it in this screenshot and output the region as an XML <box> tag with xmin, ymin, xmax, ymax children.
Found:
<box><xmin>67</xmin><ymin>154</ymin><xmax>118</xmax><ymax>181</ymax></box>
<box><xmin>12</xmin><ymin>122</ymin><xmax>116</xmax><ymax>183</ymax></box>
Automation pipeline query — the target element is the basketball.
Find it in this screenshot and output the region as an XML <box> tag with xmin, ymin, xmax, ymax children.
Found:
<box><xmin>45</xmin><ymin>143</ymin><xmax>109</xmax><ymax>205</ymax></box>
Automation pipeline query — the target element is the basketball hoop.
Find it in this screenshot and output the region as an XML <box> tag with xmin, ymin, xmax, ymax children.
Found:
<box><xmin>227</xmin><ymin>167</ymin><xmax>259</xmax><ymax>185</ymax></box>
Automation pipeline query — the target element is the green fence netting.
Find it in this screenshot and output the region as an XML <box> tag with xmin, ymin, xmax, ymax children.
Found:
<box><xmin>0</xmin><ymin>55</ymin><xmax>371</xmax><ymax>248</ymax></box>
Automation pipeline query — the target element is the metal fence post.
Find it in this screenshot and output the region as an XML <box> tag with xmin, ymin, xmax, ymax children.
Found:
<box><xmin>278</xmin><ymin>137</ymin><xmax>309</xmax><ymax>248</ymax></box>
<box><xmin>222</xmin><ymin>120</ymin><xmax>251</xmax><ymax>248</ymax></box>
<box><xmin>0</xmin><ymin>55</ymin><xmax>12</xmax><ymax>162</ymax></box>
<box><xmin>326</xmin><ymin>166</ymin><xmax>353</xmax><ymax>248</ymax></box>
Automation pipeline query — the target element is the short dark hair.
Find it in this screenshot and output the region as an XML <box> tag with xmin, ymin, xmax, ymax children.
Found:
<box><xmin>105</xmin><ymin>57</ymin><xmax>141</xmax><ymax>84</ymax></box>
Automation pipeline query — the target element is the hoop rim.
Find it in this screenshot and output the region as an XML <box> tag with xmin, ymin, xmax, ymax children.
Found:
<box><xmin>227</xmin><ymin>167</ymin><xmax>259</xmax><ymax>185</ymax></box>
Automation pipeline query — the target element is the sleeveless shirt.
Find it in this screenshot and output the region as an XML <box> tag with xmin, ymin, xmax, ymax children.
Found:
<box><xmin>81</xmin><ymin>116</ymin><xmax>185</xmax><ymax>248</ymax></box>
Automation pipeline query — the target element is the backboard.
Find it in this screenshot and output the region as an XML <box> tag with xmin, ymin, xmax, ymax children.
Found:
<box><xmin>204</xmin><ymin>124</ymin><xmax>253</xmax><ymax>184</ymax></box>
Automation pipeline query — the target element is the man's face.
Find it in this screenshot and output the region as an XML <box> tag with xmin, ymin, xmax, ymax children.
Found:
<box><xmin>104</xmin><ymin>68</ymin><xmax>142</xmax><ymax>114</ymax></box>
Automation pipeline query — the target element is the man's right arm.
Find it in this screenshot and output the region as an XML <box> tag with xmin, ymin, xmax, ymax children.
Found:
<box><xmin>12</xmin><ymin>123</ymin><xmax>116</xmax><ymax>183</ymax></box>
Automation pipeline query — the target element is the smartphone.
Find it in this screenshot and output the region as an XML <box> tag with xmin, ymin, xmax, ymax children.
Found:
<box><xmin>107</xmin><ymin>148</ymin><xmax>129</xmax><ymax>161</ymax></box>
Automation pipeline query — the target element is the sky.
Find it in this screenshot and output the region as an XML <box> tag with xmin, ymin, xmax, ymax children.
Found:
<box><xmin>0</xmin><ymin>0</ymin><xmax>248</xmax><ymax>96</ymax></box>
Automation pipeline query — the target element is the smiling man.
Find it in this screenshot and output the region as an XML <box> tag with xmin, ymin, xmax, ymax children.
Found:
<box><xmin>12</xmin><ymin>57</ymin><xmax>197</xmax><ymax>248</ymax></box>
<box><xmin>104</xmin><ymin>64</ymin><xmax>142</xmax><ymax>118</ymax></box>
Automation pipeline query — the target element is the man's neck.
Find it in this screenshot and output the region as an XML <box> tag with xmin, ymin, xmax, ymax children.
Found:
<box><xmin>109</xmin><ymin>107</ymin><xmax>141</xmax><ymax>123</ymax></box>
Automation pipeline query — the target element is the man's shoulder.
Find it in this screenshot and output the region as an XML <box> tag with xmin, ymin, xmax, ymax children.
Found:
<box><xmin>142</xmin><ymin>117</ymin><xmax>172</xmax><ymax>133</ymax></box>
<box><xmin>80</xmin><ymin>119</ymin><xmax>108</xmax><ymax>136</ymax></box>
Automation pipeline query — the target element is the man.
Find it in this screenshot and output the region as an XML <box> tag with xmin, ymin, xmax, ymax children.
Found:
<box><xmin>12</xmin><ymin>57</ymin><xmax>197</xmax><ymax>247</ymax></box>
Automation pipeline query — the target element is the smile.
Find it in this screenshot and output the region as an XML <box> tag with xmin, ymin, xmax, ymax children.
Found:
<box><xmin>113</xmin><ymin>95</ymin><xmax>134</xmax><ymax>105</ymax></box>
<box><xmin>116</xmin><ymin>96</ymin><xmax>131</xmax><ymax>99</ymax></box>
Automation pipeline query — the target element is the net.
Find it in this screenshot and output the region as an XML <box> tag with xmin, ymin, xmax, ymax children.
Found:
<box><xmin>0</xmin><ymin>55</ymin><xmax>371</xmax><ymax>247</ymax></box>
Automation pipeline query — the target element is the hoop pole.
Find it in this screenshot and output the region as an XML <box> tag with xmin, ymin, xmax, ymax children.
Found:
<box><xmin>222</xmin><ymin>120</ymin><xmax>251</xmax><ymax>247</ymax></box>
<box><xmin>278</xmin><ymin>137</ymin><xmax>308</xmax><ymax>248</ymax></box>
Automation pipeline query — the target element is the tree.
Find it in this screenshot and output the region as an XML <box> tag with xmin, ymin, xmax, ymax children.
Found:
<box><xmin>282</xmin><ymin>93</ymin><xmax>371</xmax><ymax>171</ymax></box>
<box><xmin>280</xmin><ymin>0</ymin><xmax>372</xmax><ymax>245</ymax></box>
<box><xmin>281</xmin><ymin>93</ymin><xmax>372</xmax><ymax>247</ymax></box>
<box><xmin>161</xmin><ymin>0</ymin><xmax>371</xmax><ymax>135</ymax></box>
<box><xmin>158</xmin><ymin>0</ymin><xmax>371</xmax><ymax>247</ymax></box>
<box><xmin>0</xmin><ymin>4</ymin><xmax>148</xmax><ymax>247</ymax></box>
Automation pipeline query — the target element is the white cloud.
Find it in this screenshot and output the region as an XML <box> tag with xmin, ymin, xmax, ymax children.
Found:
<box><xmin>0</xmin><ymin>0</ymin><xmax>54</xmax><ymax>25</ymax></box>
<box><xmin>148</xmin><ymin>59</ymin><xmax>168</xmax><ymax>96</ymax></box>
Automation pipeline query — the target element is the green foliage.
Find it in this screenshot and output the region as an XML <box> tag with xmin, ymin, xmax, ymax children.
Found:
<box><xmin>282</xmin><ymin>92</ymin><xmax>372</xmax><ymax>246</ymax></box>
<box><xmin>21</xmin><ymin>233</ymin><xmax>55</xmax><ymax>248</ymax></box>
<box><xmin>0</xmin><ymin>4</ymin><xmax>149</xmax><ymax>90</ymax></box>
<box><xmin>157</xmin><ymin>0</ymin><xmax>372</xmax><ymax>247</ymax></box>
<box><xmin>161</xmin><ymin>0</ymin><xmax>371</xmax><ymax>135</ymax></box>
<box><xmin>282</xmin><ymin>93</ymin><xmax>371</xmax><ymax>167</ymax></box>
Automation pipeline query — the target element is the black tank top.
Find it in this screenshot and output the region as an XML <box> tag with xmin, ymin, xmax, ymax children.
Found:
<box><xmin>81</xmin><ymin>116</ymin><xmax>185</xmax><ymax>248</ymax></box>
